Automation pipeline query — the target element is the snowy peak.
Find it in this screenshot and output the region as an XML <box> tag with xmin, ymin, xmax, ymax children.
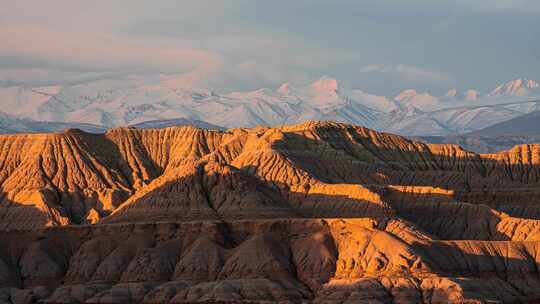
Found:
<box><xmin>394</xmin><ymin>89</ymin><xmax>418</xmax><ymax>102</ymax></box>
<box><xmin>489</xmin><ymin>78</ymin><xmax>539</xmax><ymax>97</ymax></box>
<box><xmin>465</xmin><ymin>89</ymin><xmax>479</xmax><ymax>101</ymax></box>
<box><xmin>394</xmin><ymin>89</ymin><xmax>438</xmax><ymax>110</ymax></box>
<box><xmin>395</xmin><ymin>102</ymin><xmax>425</xmax><ymax>116</ymax></box>
<box><xmin>2</xmin><ymin>74</ymin><xmax>540</xmax><ymax>138</ymax></box>
<box><xmin>309</xmin><ymin>76</ymin><xmax>339</xmax><ymax>93</ymax></box>
<box><xmin>445</xmin><ymin>89</ymin><xmax>478</xmax><ymax>101</ymax></box>
<box><xmin>277</xmin><ymin>83</ymin><xmax>290</xmax><ymax>95</ymax></box>
<box><xmin>445</xmin><ymin>89</ymin><xmax>458</xmax><ymax>98</ymax></box>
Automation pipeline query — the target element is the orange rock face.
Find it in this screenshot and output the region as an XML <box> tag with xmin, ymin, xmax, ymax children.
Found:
<box><xmin>1</xmin><ymin>121</ymin><xmax>540</xmax><ymax>303</ymax></box>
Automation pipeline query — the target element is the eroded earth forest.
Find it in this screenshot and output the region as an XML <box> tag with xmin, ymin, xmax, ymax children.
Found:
<box><xmin>2</xmin><ymin>121</ymin><xmax>540</xmax><ymax>303</ymax></box>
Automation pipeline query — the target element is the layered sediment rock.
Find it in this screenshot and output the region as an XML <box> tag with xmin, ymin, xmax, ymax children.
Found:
<box><xmin>2</xmin><ymin>219</ymin><xmax>540</xmax><ymax>303</ymax></box>
<box><xmin>1</xmin><ymin>121</ymin><xmax>540</xmax><ymax>303</ymax></box>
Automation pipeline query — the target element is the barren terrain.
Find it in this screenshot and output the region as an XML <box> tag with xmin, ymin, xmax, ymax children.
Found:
<box><xmin>1</xmin><ymin>121</ymin><xmax>540</xmax><ymax>303</ymax></box>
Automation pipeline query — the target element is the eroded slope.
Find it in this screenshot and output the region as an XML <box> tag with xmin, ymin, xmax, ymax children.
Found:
<box><xmin>1</xmin><ymin>121</ymin><xmax>540</xmax><ymax>303</ymax></box>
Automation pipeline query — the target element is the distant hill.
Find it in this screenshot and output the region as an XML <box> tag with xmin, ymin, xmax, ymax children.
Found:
<box><xmin>128</xmin><ymin>118</ymin><xmax>224</xmax><ymax>130</ymax></box>
<box><xmin>0</xmin><ymin>111</ymin><xmax>106</xmax><ymax>134</ymax></box>
<box><xmin>420</xmin><ymin>110</ymin><xmax>540</xmax><ymax>153</ymax></box>
<box><xmin>468</xmin><ymin>110</ymin><xmax>540</xmax><ymax>137</ymax></box>
<box><xmin>0</xmin><ymin>112</ymin><xmax>224</xmax><ymax>134</ymax></box>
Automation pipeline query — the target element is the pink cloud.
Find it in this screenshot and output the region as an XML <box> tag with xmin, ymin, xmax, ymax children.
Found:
<box><xmin>0</xmin><ymin>26</ymin><xmax>223</xmax><ymax>74</ymax></box>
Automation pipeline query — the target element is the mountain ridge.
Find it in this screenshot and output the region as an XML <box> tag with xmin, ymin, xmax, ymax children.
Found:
<box><xmin>1</xmin><ymin>77</ymin><xmax>539</xmax><ymax>137</ymax></box>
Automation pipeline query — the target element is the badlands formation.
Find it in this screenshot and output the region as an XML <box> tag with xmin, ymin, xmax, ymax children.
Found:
<box><xmin>1</xmin><ymin>121</ymin><xmax>540</xmax><ymax>303</ymax></box>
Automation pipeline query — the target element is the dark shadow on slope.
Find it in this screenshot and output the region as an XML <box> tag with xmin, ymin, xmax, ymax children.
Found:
<box><xmin>375</xmin><ymin>187</ymin><xmax>508</xmax><ymax>240</ymax></box>
<box><xmin>99</xmin><ymin>162</ymin><xmax>299</xmax><ymax>224</ymax></box>
<box><xmin>276</xmin><ymin>128</ymin><xmax>540</xmax><ymax>188</ymax></box>
<box><xmin>0</xmin><ymin>192</ymin><xmax>93</xmax><ymax>290</ymax></box>
<box><xmin>69</xmin><ymin>129</ymin><xmax>162</xmax><ymax>188</ymax></box>
<box><xmin>2</xmin><ymin>219</ymin><xmax>540</xmax><ymax>303</ymax></box>
<box><xmin>271</xmin><ymin>129</ymin><xmax>540</xmax><ymax>217</ymax></box>
<box><xmin>0</xmin><ymin>186</ymin><xmax>128</xmax><ymax>228</ymax></box>
<box><xmin>0</xmin><ymin>218</ymin><xmax>81</xmax><ymax>290</ymax></box>
<box><xmin>410</xmin><ymin>240</ymin><xmax>540</xmax><ymax>303</ymax></box>
<box><xmin>0</xmin><ymin>128</ymin><xmax>165</xmax><ymax>227</ymax></box>
<box><xmin>99</xmin><ymin>161</ymin><xmax>392</xmax><ymax>225</ymax></box>
<box><xmin>0</xmin><ymin>191</ymin><xmax>73</xmax><ymax>230</ymax></box>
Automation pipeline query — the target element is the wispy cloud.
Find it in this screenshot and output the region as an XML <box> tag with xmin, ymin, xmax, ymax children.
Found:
<box><xmin>0</xmin><ymin>25</ymin><xmax>327</xmax><ymax>90</ymax></box>
<box><xmin>0</xmin><ymin>26</ymin><xmax>223</xmax><ymax>74</ymax></box>
<box><xmin>0</xmin><ymin>68</ymin><xmax>108</xmax><ymax>86</ymax></box>
<box><xmin>360</xmin><ymin>64</ymin><xmax>451</xmax><ymax>83</ymax></box>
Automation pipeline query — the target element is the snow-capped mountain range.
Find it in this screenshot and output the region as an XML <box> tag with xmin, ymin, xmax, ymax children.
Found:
<box><xmin>0</xmin><ymin>76</ymin><xmax>539</xmax><ymax>136</ymax></box>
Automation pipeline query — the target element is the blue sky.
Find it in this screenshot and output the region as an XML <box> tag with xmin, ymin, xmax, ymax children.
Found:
<box><xmin>1</xmin><ymin>0</ymin><xmax>539</xmax><ymax>95</ymax></box>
